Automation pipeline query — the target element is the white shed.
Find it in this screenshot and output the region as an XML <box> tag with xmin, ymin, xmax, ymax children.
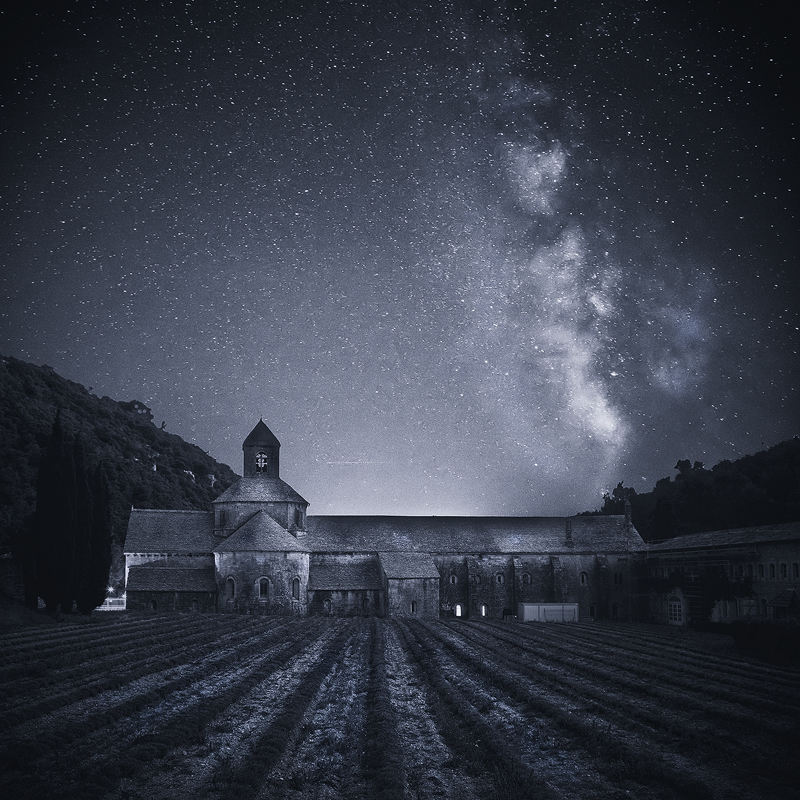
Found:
<box><xmin>517</xmin><ymin>602</ymin><xmax>578</xmax><ymax>622</ymax></box>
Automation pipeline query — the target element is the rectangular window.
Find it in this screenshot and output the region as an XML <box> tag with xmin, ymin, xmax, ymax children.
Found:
<box><xmin>770</xmin><ymin>564</ymin><xmax>776</xmax><ymax>579</ymax></box>
<box><xmin>781</xmin><ymin>564</ymin><xmax>787</xmax><ymax>579</ymax></box>
<box><xmin>759</xmin><ymin>564</ymin><xmax>765</xmax><ymax>578</ymax></box>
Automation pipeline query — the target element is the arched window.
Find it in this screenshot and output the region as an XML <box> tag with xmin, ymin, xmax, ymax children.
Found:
<box><xmin>580</xmin><ymin>572</ymin><xmax>589</xmax><ymax>585</ymax></box>
<box><xmin>668</xmin><ymin>596</ymin><xmax>682</xmax><ymax>624</ymax></box>
<box><xmin>450</xmin><ymin>574</ymin><xmax>458</xmax><ymax>585</ymax></box>
<box><xmin>258</xmin><ymin>578</ymin><xmax>270</xmax><ymax>599</ymax></box>
<box><xmin>480</xmin><ymin>604</ymin><xmax>487</xmax><ymax>617</ymax></box>
<box><xmin>522</xmin><ymin>573</ymin><xmax>531</xmax><ymax>585</ymax></box>
<box><xmin>770</xmin><ymin>564</ymin><xmax>776</xmax><ymax>579</ymax></box>
<box><xmin>454</xmin><ymin>604</ymin><xmax>463</xmax><ymax>617</ymax></box>
<box><xmin>225</xmin><ymin>577</ymin><xmax>235</xmax><ymax>600</ymax></box>
<box><xmin>496</xmin><ymin>573</ymin><xmax>505</xmax><ymax>585</ymax></box>
<box><xmin>149</xmin><ymin>599</ymin><xmax>157</xmax><ymax>611</ymax></box>
<box><xmin>589</xmin><ymin>604</ymin><xmax>596</xmax><ymax>619</ymax></box>
<box><xmin>255</xmin><ymin>451</ymin><xmax>269</xmax><ymax>473</ymax></box>
<box><xmin>292</xmin><ymin>577</ymin><xmax>300</xmax><ymax>600</ymax></box>
<box><xmin>190</xmin><ymin>599</ymin><xmax>198</xmax><ymax>612</ymax></box>
<box><xmin>411</xmin><ymin>601</ymin><xmax>417</xmax><ymax>614</ymax></box>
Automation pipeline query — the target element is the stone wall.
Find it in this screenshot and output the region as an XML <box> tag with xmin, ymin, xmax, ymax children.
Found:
<box><xmin>385</xmin><ymin>577</ymin><xmax>439</xmax><ymax>617</ymax></box>
<box><xmin>215</xmin><ymin>550</ymin><xmax>309</xmax><ymax>614</ymax></box>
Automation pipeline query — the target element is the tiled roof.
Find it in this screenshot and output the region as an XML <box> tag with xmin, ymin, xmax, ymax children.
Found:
<box><xmin>126</xmin><ymin>565</ymin><xmax>217</xmax><ymax>593</ymax></box>
<box><xmin>302</xmin><ymin>515</ymin><xmax>643</xmax><ymax>554</ymax></box>
<box><xmin>243</xmin><ymin>419</ymin><xmax>280</xmax><ymax>447</ymax></box>
<box><xmin>124</xmin><ymin>509</ymin><xmax>215</xmax><ymax>554</ymax></box>
<box><xmin>213</xmin><ymin>476</ymin><xmax>308</xmax><ymax>505</ymax></box>
<box><xmin>379</xmin><ymin>551</ymin><xmax>440</xmax><ymax>579</ymax></box>
<box><xmin>214</xmin><ymin>510</ymin><xmax>306</xmax><ymax>553</ymax></box>
<box><xmin>647</xmin><ymin>522</ymin><xmax>800</xmax><ymax>553</ymax></box>
<box><xmin>308</xmin><ymin>555</ymin><xmax>383</xmax><ymax>590</ymax></box>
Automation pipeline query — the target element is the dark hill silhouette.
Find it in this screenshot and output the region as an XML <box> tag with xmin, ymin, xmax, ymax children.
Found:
<box><xmin>584</xmin><ymin>438</ymin><xmax>800</xmax><ymax>541</ymax></box>
<box><xmin>0</xmin><ymin>354</ymin><xmax>239</xmax><ymax>590</ymax></box>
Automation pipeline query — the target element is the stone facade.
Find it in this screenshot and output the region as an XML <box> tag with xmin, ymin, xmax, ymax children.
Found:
<box><xmin>128</xmin><ymin>418</ymin><xmax>782</xmax><ymax>624</ymax></box>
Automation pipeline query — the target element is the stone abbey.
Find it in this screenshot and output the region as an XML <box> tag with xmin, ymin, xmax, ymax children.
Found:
<box><xmin>124</xmin><ymin>421</ymin><xmax>800</xmax><ymax>624</ymax></box>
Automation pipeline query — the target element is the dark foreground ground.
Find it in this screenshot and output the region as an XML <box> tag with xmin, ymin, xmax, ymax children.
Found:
<box><xmin>1</xmin><ymin>610</ymin><xmax>798</xmax><ymax>800</ymax></box>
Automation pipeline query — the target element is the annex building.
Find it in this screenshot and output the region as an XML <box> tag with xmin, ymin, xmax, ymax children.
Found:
<box><xmin>124</xmin><ymin>420</ymin><xmax>644</xmax><ymax>619</ymax></box>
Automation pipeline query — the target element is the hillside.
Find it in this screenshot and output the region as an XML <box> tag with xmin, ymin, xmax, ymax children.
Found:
<box><xmin>0</xmin><ymin>354</ymin><xmax>239</xmax><ymax>588</ymax></box>
<box><xmin>586</xmin><ymin>438</ymin><xmax>800</xmax><ymax>541</ymax></box>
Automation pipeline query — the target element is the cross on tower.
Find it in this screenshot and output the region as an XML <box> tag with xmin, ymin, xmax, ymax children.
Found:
<box><xmin>255</xmin><ymin>451</ymin><xmax>269</xmax><ymax>472</ymax></box>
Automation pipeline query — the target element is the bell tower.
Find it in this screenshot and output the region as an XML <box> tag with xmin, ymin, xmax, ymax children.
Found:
<box><xmin>242</xmin><ymin>418</ymin><xmax>281</xmax><ymax>478</ymax></box>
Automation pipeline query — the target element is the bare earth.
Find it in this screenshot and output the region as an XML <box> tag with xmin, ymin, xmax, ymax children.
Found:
<box><xmin>0</xmin><ymin>614</ymin><xmax>798</xmax><ymax>800</ymax></box>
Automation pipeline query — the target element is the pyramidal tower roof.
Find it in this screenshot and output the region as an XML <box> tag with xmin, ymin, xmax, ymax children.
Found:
<box><xmin>243</xmin><ymin>418</ymin><xmax>280</xmax><ymax>448</ymax></box>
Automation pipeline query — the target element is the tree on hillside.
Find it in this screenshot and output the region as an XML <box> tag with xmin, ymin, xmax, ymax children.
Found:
<box><xmin>34</xmin><ymin>414</ymin><xmax>76</xmax><ymax>612</ymax></box>
<box><xmin>76</xmin><ymin>464</ymin><xmax>112</xmax><ymax>614</ymax></box>
<box><xmin>32</xmin><ymin>416</ymin><xmax>112</xmax><ymax>613</ymax></box>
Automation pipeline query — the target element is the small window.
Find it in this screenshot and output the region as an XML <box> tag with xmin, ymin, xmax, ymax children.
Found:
<box><xmin>580</xmin><ymin>572</ymin><xmax>589</xmax><ymax>585</ymax></box>
<box><xmin>411</xmin><ymin>601</ymin><xmax>417</xmax><ymax>614</ymax></box>
<box><xmin>292</xmin><ymin>577</ymin><xmax>300</xmax><ymax>600</ymax></box>
<box><xmin>780</xmin><ymin>564</ymin><xmax>787</xmax><ymax>579</ymax></box>
<box><xmin>225</xmin><ymin>577</ymin><xmax>235</xmax><ymax>599</ymax></box>
<box><xmin>496</xmin><ymin>574</ymin><xmax>505</xmax><ymax>585</ymax></box>
<box><xmin>522</xmin><ymin>572</ymin><xmax>531</xmax><ymax>585</ymax></box>
<box><xmin>770</xmin><ymin>564</ymin><xmax>776</xmax><ymax>579</ymax></box>
<box><xmin>149</xmin><ymin>599</ymin><xmax>157</xmax><ymax>611</ymax></box>
<box><xmin>219</xmin><ymin>509</ymin><xmax>227</xmax><ymax>526</ymax></box>
<box><xmin>758</xmin><ymin>564</ymin><xmax>765</xmax><ymax>578</ymax></box>
<box><xmin>589</xmin><ymin>604</ymin><xmax>596</xmax><ymax>619</ymax></box>
<box><xmin>255</xmin><ymin>451</ymin><xmax>269</xmax><ymax>472</ymax></box>
<box><xmin>454</xmin><ymin>604</ymin><xmax>463</xmax><ymax>617</ymax></box>
<box><xmin>794</xmin><ymin>563</ymin><xmax>799</xmax><ymax>579</ymax></box>
<box><xmin>480</xmin><ymin>604</ymin><xmax>487</xmax><ymax>617</ymax></box>
<box><xmin>450</xmin><ymin>574</ymin><xmax>458</xmax><ymax>585</ymax></box>
<box><xmin>668</xmin><ymin>596</ymin><xmax>682</xmax><ymax>624</ymax></box>
<box><xmin>760</xmin><ymin>598</ymin><xmax>767</xmax><ymax>616</ymax></box>
<box><xmin>258</xmin><ymin>578</ymin><xmax>270</xmax><ymax>599</ymax></box>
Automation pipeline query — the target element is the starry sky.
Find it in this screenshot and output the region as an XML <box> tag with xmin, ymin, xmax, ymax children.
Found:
<box><xmin>1</xmin><ymin>0</ymin><xmax>797</xmax><ymax>516</ymax></box>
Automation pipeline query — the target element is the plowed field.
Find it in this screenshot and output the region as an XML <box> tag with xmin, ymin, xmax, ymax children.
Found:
<box><xmin>1</xmin><ymin>615</ymin><xmax>798</xmax><ymax>800</ymax></box>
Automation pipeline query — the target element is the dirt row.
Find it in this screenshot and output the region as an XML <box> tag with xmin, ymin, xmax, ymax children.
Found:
<box><xmin>1</xmin><ymin>616</ymin><xmax>798</xmax><ymax>800</ymax></box>
<box><xmin>406</xmin><ymin>619</ymin><xmax>800</xmax><ymax>800</ymax></box>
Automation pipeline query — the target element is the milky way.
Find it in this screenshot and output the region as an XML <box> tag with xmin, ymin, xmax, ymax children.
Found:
<box><xmin>1</xmin><ymin>1</ymin><xmax>797</xmax><ymax>515</ymax></box>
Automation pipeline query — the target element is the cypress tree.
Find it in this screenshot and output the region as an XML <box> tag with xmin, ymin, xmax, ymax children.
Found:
<box><xmin>35</xmin><ymin>414</ymin><xmax>77</xmax><ymax>613</ymax></box>
<box><xmin>76</xmin><ymin>464</ymin><xmax>112</xmax><ymax>614</ymax></box>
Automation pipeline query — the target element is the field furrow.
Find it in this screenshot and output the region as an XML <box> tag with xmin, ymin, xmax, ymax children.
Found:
<box><xmin>0</xmin><ymin>615</ymin><xmax>797</xmax><ymax>800</ymax></box>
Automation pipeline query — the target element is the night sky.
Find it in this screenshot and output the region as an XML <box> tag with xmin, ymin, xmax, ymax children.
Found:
<box><xmin>2</xmin><ymin>1</ymin><xmax>797</xmax><ymax>516</ymax></box>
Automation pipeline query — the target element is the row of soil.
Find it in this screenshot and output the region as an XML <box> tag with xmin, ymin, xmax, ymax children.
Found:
<box><xmin>395</xmin><ymin>618</ymin><xmax>621</xmax><ymax>800</ymax></box>
<box><xmin>0</xmin><ymin>614</ymin><xmax>203</xmax><ymax>663</ymax></box>
<box><xmin>407</xmin><ymin>619</ymin><xmax>794</xmax><ymax>800</ymax></box>
<box><xmin>473</xmin><ymin>621</ymin><xmax>800</xmax><ymax>727</ymax></box>
<box><xmin>0</xmin><ymin>616</ymin><xmax>299</xmax><ymax>730</ymax></box>
<box><xmin>528</xmin><ymin>621</ymin><xmax>800</xmax><ymax>691</ymax></box>
<box><xmin>0</xmin><ymin>618</ymin><xmax>334</xmax><ymax>799</ymax></box>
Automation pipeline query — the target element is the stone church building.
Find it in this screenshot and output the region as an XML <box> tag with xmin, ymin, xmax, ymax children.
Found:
<box><xmin>124</xmin><ymin>420</ymin><xmax>645</xmax><ymax>619</ymax></box>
